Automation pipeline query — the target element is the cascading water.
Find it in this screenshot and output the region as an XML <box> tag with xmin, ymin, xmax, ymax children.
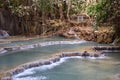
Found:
<box><xmin>0</xmin><ymin>36</ymin><xmax>120</xmax><ymax>80</ymax></box>
<box><xmin>74</xmin><ymin>33</ymin><xmax>80</xmax><ymax>40</ymax></box>
<box><xmin>69</xmin><ymin>28</ymin><xmax>80</xmax><ymax>40</ymax></box>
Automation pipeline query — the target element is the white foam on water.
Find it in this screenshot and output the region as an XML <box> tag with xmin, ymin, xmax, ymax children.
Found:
<box><xmin>0</xmin><ymin>40</ymin><xmax>87</xmax><ymax>54</ymax></box>
<box><xmin>13</xmin><ymin>76</ymin><xmax>47</xmax><ymax>80</ymax></box>
<box><xmin>0</xmin><ymin>49</ymin><xmax>7</xmax><ymax>54</ymax></box>
<box><xmin>20</xmin><ymin>45</ymin><xmax>34</xmax><ymax>50</ymax></box>
<box><xmin>88</xmin><ymin>54</ymin><xmax>107</xmax><ymax>60</ymax></box>
<box><xmin>39</xmin><ymin>40</ymin><xmax>86</xmax><ymax>47</ymax></box>
<box><xmin>13</xmin><ymin>58</ymin><xmax>66</xmax><ymax>79</ymax></box>
<box><xmin>34</xmin><ymin>56</ymin><xmax>84</xmax><ymax>71</ymax></box>
<box><xmin>13</xmin><ymin>56</ymin><xmax>85</xmax><ymax>78</ymax></box>
<box><xmin>62</xmin><ymin>56</ymin><xmax>84</xmax><ymax>59</ymax></box>
<box><xmin>13</xmin><ymin>54</ymin><xmax>107</xmax><ymax>80</ymax></box>
<box><xmin>14</xmin><ymin>69</ymin><xmax>35</xmax><ymax>78</ymax></box>
<box><xmin>97</xmin><ymin>54</ymin><xmax>107</xmax><ymax>59</ymax></box>
<box><xmin>88</xmin><ymin>57</ymin><xmax>96</xmax><ymax>59</ymax></box>
<box><xmin>31</xmin><ymin>58</ymin><xmax>66</xmax><ymax>71</ymax></box>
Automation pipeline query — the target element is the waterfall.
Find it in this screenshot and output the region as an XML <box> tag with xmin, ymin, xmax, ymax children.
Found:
<box><xmin>74</xmin><ymin>32</ymin><xmax>80</xmax><ymax>40</ymax></box>
<box><xmin>69</xmin><ymin>28</ymin><xmax>80</xmax><ymax>40</ymax></box>
<box><xmin>111</xmin><ymin>38</ymin><xmax>117</xmax><ymax>46</ymax></box>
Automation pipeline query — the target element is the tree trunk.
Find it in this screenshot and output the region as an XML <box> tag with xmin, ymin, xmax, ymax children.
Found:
<box><xmin>66</xmin><ymin>0</ymin><xmax>71</xmax><ymax>21</ymax></box>
<box><xmin>59</xmin><ymin>1</ymin><xmax>64</xmax><ymax>20</ymax></box>
<box><xmin>41</xmin><ymin>11</ymin><xmax>46</xmax><ymax>35</ymax></box>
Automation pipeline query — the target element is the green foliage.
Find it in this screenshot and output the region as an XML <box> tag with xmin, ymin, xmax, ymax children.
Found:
<box><xmin>0</xmin><ymin>0</ymin><xmax>4</xmax><ymax>7</ymax></box>
<box><xmin>87</xmin><ymin>0</ymin><xmax>111</xmax><ymax>24</ymax></box>
<box><xmin>70</xmin><ymin>0</ymin><xmax>85</xmax><ymax>15</ymax></box>
<box><xmin>38</xmin><ymin>0</ymin><xmax>54</xmax><ymax>13</ymax></box>
<box><xmin>87</xmin><ymin>0</ymin><xmax>120</xmax><ymax>43</ymax></box>
<box><xmin>7</xmin><ymin>0</ymin><xmax>54</xmax><ymax>17</ymax></box>
<box><xmin>87</xmin><ymin>3</ymin><xmax>96</xmax><ymax>15</ymax></box>
<box><xmin>1</xmin><ymin>0</ymin><xmax>119</xmax><ymax>37</ymax></box>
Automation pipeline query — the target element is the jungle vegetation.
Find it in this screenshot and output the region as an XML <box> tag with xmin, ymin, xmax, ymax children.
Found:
<box><xmin>0</xmin><ymin>0</ymin><xmax>119</xmax><ymax>41</ymax></box>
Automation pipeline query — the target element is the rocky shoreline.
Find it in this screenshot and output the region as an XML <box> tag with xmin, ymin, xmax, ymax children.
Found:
<box><xmin>0</xmin><ymin>51</ymin><xmax>105</xmax><ymax>80</ymax></box>
<box><xmin>59</xmin><ymin>27</ymin><xmax>115</xmax><ymax>43</ymax></box>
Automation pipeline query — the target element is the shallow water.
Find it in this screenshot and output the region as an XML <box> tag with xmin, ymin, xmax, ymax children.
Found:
<box><xmin>0</xmin><ymin>36</ymin><xmax>71</xmax><ymax>47</ymax></box>
<box><xmin>0</xmin><ymin>37</ymin><xmax>108</xmax><ymax>71</ymax></box>
<box><xmin>0</xmin><ymin>36</ymin><xmax>119</xmax><ymax>80</ymax></box>
<box><xmin>13</xmin><ymin>53</ymin><xmax>120</xmax><ymax>80</ymax></box>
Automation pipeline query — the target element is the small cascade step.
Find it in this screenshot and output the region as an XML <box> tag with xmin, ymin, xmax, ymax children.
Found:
<box><xmin>1</xmin><ymin>51</ymin><xmax>105</xmax><ymax>80</ymax></box>
<box><xmin>94</xmin><ymin>46</ymin><xmax>120</xmax><ymax>50</ymax></box>
<box><xmin>93</xmin><ymin>46</ymin><xmax>120</xmax><ymax>53</ymax></box>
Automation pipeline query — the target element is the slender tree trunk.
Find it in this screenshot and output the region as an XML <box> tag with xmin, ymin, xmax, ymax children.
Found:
<box><xmin>66</xmin><ymin>0</ymin><xmax>71</xmax><ymax>21</ymax></box>
<box><xmin>59</xmin><ymin>1</ymin><xmax>64</xmax><ymax>20</ymax></box>
<box><xmin>41</xmin><ymin>11</ymin><xmax>45</xmax><ymax>35</ymax></box>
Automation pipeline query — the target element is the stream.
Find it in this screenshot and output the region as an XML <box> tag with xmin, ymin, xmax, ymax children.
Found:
<box><xmin>0</xmin><ymin>36</ymin><xmax>120</xmax><ymax>80</ymax></box>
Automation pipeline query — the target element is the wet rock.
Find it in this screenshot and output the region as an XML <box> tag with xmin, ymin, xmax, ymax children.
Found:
<box><xmin>94</xmin><ymin>46</ymin><xmax>120</xmax><ymax>50</ymax></box>
<box><xmin>43</xmin><ymin>61</ymin><xmax>51</xmax><ymax>65</ymax></box>
<box><xmin>38</xmin><ymin>62</ymin><xmax>44</xmax><ymax>66</ymax></box>
<box><xmin>1</xmin><ymin>77</ymin><xmax>12</xmax><ymax>80</ymax></box>
<box><xmin>22</xmin><ymin>62</ymin><xmax>41</xmax><ymax>70</ymax></box>
<box><xmin>31</xmin><ymin>63</ymin><xmax>39</xmax><ymax>67</ymax></box>
<box><xmin>4</xmin><ymin>48</ymin><xmax>13</xmax><ymax>51</ymax></box>
<box><xmin>27</xmin><ymin>63</ymin><xmax>40</xmax><ymax>68</ymax></box>
<box><xmin>12</xmin><ymin>68</ymin><xmax>24</xmax><ymax>75</ymax></box>
<box><xmin>51</xmin><ymin>57</ymin><xmax>60</xmax><ymax>63</ymax></box>
<box><xmin>81</xmin><ymin>51</ymin><xmax>90</xmax><ymax>57</ymax></box>
<box><xmin>22</xmin><ymin>65</ymin><xmax>30</xmax><ymax>69</ymax></box>
<box><xmin>59</xmin><ymin>54</ymin><xmax>66</xmax><ymax>58</ymax></box>
<box><xmin>0</xmin><ymin>30</ymin><xmax>9</xmax><ymax>39</ymax></box>
<box><xmin>94</xmin><ymin>54</ymin><xmax>99</xmax><ymax>57</ymax></box>
<box><xmin>0</xmin><ymin>48</ymin><xmax>7</xmax><ymax>54</ymax></box>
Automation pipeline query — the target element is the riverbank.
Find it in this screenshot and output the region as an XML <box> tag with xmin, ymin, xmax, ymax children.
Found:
<box><xmin>59</xmin><ymin>26</ymin><xmax>115</xmax><ymax>43</ymax></box>
<box><xmin>0</xmin><ymin>35</ymin><xmax>49</xmax><ymax>46</ymax></box>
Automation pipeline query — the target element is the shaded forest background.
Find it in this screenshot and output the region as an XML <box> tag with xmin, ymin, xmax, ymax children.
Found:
<box><xmin>0</xmin><ymin>0</ymin><xmax>119</xmax><ymax>41</ymax></box>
